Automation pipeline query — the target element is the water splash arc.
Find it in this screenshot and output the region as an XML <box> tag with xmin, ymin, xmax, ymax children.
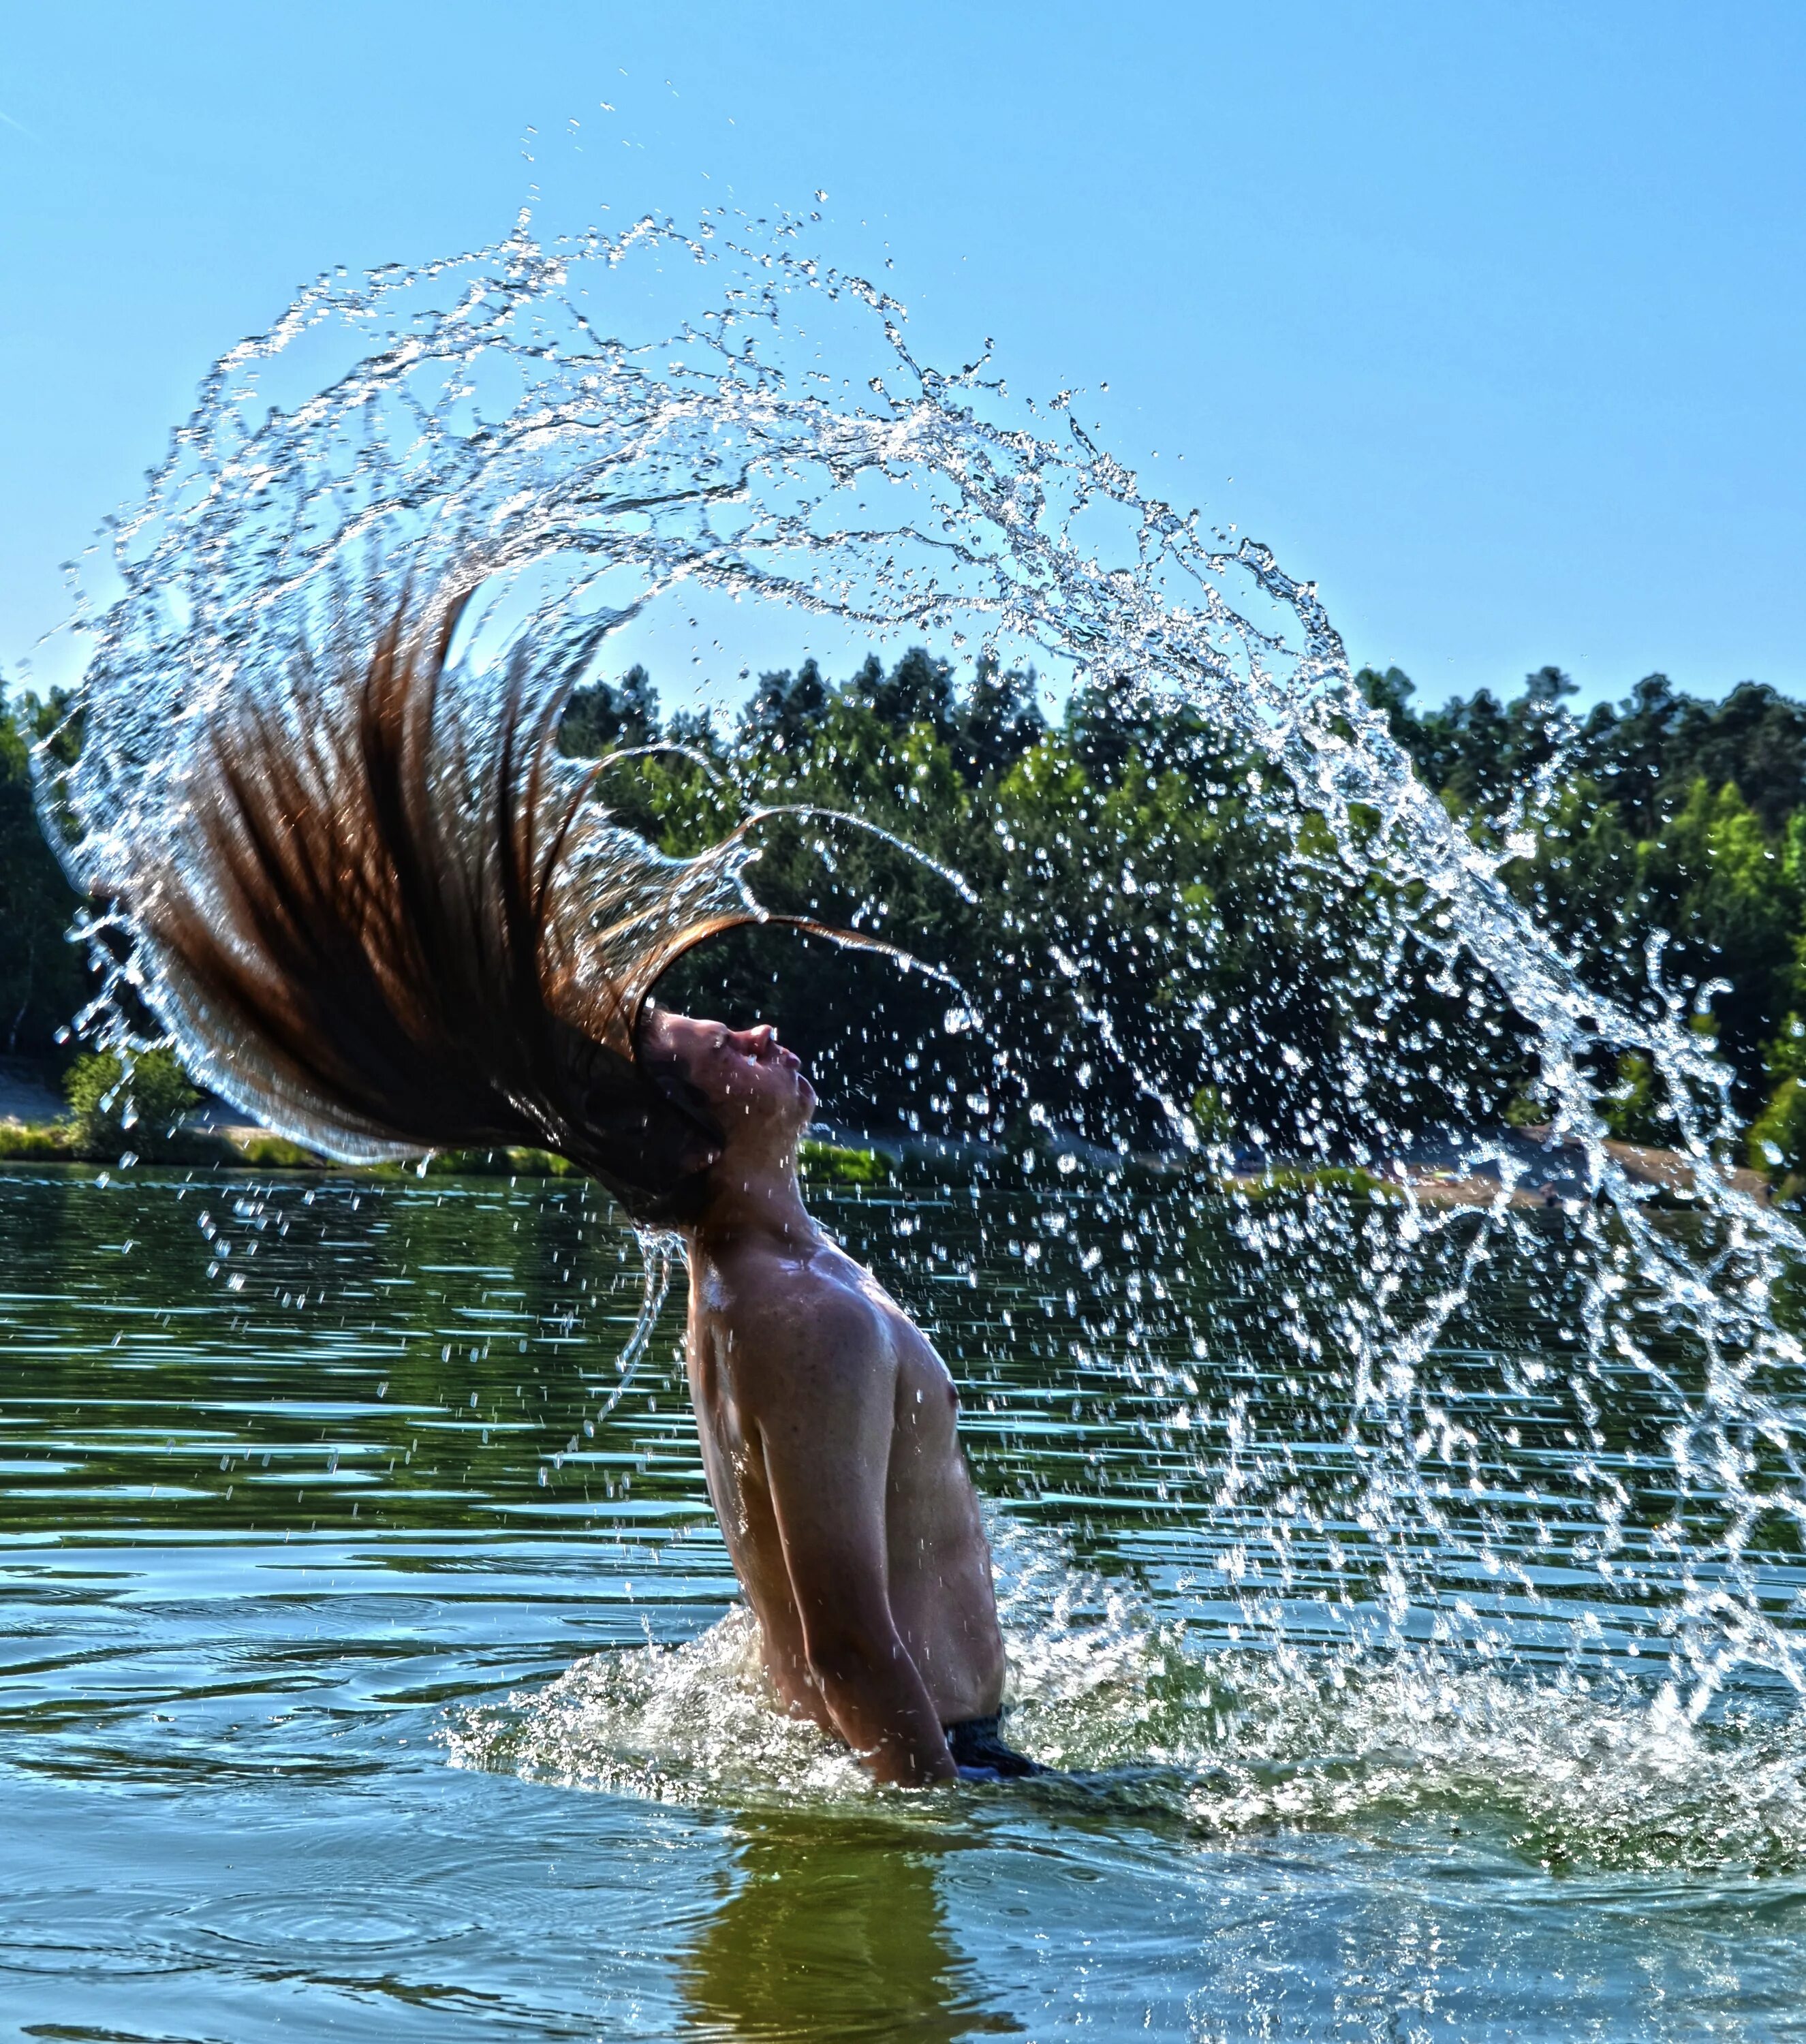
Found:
<box><xmin>40</xmin><ymin>204</ymin><xmax>1806</xmax><ymax>1709</ymax></box>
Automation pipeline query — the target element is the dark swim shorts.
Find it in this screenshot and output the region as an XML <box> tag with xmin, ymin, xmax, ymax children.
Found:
<box><xmin>944</xmin><ymin>1714</ymin><xmax>1044</xmax><ymax>1778</ymax></box>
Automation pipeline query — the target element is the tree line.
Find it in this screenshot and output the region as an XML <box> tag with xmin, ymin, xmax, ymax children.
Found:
<box><xmin>3</xmin><ymin>649</ymin><xmax>1804</xmax><ymax>1192</ymax></box>
<box><xmin>1359</xmin><ymin>662</ymin><xmax>1806</xmax><ymax>1180</ymax></box>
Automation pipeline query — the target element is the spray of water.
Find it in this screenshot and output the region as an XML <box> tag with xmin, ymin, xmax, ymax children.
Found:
<box><xmin>447</xmin><ymin>1516</ymin><xmax>1806</xmax><ymax>1873</ymax></box>
<box><xmin>38</xmin><ymin>204</ymin><xmax>1806</xmax><ymax>1738</ymax></box>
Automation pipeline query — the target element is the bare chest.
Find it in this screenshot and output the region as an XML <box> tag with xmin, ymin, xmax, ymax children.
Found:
<box><xmin>685</xmin><ymin>1288</ymin><xmax>959</xmax><ymax>1507</ymax></box>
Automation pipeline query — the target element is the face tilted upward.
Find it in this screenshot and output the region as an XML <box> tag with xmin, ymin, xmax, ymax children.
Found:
<box><xmin>642</xmin><ymin>1012</ymin><xmax>818</xmax><ymax>1161</ymax></box>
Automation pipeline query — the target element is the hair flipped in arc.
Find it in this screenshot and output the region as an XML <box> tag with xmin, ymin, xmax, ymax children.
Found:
<box><xmin>127</xmin><ymin>582</ymin><xmax>769</xmax><ymax>1222</ymax></box>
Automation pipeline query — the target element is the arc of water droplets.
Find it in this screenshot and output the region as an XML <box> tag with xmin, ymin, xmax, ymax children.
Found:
<box><xmin>42</xmin><ymin>203</ymin><xmax>1806</xmax><ymax>1703</ymax></box>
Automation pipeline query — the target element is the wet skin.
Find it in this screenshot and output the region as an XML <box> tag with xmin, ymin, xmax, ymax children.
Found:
<box><xmin>645</xmin><ymin>1012</ymin><xmax>1006</xmax><ymax>1787</ymax></box>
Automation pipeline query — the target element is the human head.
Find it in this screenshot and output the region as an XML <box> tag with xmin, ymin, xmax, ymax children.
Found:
<box><xmin>639</xmin><ymin>1010</ymin><xmax>817</xmax><ymax>1201</ymax></box>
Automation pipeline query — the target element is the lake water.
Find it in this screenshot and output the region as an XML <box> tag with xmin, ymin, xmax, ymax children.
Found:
<box><xmin>3</xmin><ymin>1164</ymin><xmax>1805</xmax><ymax>2041</ymax></box>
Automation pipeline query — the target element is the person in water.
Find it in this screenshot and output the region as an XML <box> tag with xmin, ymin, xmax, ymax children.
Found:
<box><xmin>115</xmin><ymin>585</ymin><xmax>1036</xmax><ymax>1786</ymax></box>
<box><xmin>644</xmin><ymin>1010</ymin><xmax>1032</xmax><ymax>1784</ymax></box>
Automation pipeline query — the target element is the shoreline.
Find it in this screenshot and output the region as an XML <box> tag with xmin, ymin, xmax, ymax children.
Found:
<box><xmin>0</xmin><ymin>1112</ymin><xmax>1776</xmax><ymax>1211</ymax></box>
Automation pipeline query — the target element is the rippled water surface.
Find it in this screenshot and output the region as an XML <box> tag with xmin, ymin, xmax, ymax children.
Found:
<box><xmin>4</xmin><ymin>1165</ymin><xmax>1805</xmax><ymax>2041</ymax></box>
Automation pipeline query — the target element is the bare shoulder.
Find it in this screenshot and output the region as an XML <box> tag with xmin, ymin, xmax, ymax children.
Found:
<box><xmin>714</xmin><ymin>1241</ymin><xmax>894</xmax><ymax>1406</ymax></box>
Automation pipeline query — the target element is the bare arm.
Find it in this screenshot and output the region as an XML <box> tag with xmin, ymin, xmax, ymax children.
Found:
<box><xmin>747</xmin><ymin>1287</ymin><xmax>954</xmax><ymax>1787</ymax></box>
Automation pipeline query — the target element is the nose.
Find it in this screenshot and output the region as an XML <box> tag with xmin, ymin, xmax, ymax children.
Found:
<box><xmin>735</xmin><ymin>1024</ymin><xmax>779</xmax><ymax>1056</ymax></box>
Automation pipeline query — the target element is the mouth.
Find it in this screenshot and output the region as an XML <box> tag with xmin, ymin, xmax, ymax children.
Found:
<box><xmin>748</xmin><ymin>1032</ymin><xmax>808</xmax><ymax>1086</ymax></box>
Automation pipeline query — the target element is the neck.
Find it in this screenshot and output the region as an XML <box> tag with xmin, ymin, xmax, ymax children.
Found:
<box><xmin>685</xmin><ymin>1143</ymin><xmax>816</xmax><ymax>1256</ymax></box>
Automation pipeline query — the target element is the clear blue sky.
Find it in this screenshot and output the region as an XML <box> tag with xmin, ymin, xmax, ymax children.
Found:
<box><xmin>3</xmin><ymin>1</ymin><xmax>1803</xmax><ymax>711</ymax></box>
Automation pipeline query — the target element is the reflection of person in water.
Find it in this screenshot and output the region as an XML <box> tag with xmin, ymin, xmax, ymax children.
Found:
<box><xmin>123</xmin><ymin>585</ymin><xmax>1040</xmax><ymax>1787</ymax></box>
<box><xmin>683</xmin><ymin>1812</ymin><xmax>1012</xmax><ymax>2040</ymax></box>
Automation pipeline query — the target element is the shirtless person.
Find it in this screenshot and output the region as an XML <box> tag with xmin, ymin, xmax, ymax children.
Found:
<box><xmin>120</xmin><ymin>589</ymin><xmax>1031</xmax><ymax>1785</ymax></box>
<box><xmin>645</xmin><ymin>1010</ymin><xmax>1036</xmax><ymax>1787</ymax></box>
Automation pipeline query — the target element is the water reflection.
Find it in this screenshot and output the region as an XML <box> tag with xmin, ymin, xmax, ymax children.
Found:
<box><xmin>682</xmin><ymin>1812</ymin><xmax>1018</xmax><ymax>2043</ymax></box>
<box><xmin>5</xmin><ymin>1167</ymin><xmax>1806</xmax><ymax>2034</ymax></box>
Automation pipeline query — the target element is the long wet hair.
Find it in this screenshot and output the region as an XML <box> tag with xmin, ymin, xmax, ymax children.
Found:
<box><xmin>129</xmin><ymin>583</ymin><xmax>773</xmax><ymax>1223</ymax></box>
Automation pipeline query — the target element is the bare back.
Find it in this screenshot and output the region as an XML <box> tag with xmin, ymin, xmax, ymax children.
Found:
<box><xmin>684</xmin><ymin>1228</ymin><xmax>1006</xmax><ymax>1733</ymax></box>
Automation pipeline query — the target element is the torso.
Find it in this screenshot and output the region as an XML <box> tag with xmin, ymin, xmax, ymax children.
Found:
<box><xmin>683</xmin><ymin>1230</ymin><xmax>1006</xmax><ymax>1727</ymax></box>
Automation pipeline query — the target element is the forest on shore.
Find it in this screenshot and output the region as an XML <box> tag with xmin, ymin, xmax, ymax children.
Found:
<box><xmin>3</xmin><ymin>649</ymin><xmax>1804</xmax><ymax>1195</ymax></box>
